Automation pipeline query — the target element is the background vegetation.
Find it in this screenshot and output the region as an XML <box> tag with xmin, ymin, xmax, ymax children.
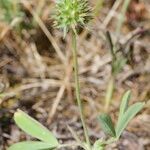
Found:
<box><xmin>0</xmin><ymin>0</ymin><xmax>149</xmax><ymax>149</ymax></box>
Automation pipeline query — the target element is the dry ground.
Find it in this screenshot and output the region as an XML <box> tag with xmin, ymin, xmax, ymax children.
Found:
<box><xmin>0</xmin><ymin>0</ymin><xmax>150</xmax><ymax>149</ymax></box>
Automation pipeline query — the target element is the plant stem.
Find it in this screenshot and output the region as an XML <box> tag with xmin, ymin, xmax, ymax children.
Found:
<box><xmin>58</xmin><ymin>143</ymin><xmax>82</xmax><ymax>149</ymax></box>
<box><xmin>104</xmin><ymin>76</ymin><xmax>115</xmax><ymax>112</ymax></box>
<box><xmin>72</xmin><ymin>31</ymin><xmax>91</xmax><ymax>150</ymax></box>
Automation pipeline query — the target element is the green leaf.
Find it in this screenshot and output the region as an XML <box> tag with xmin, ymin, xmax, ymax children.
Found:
<box><xmin>8</xmin><ymin>141</ymin><xmax>56</xmax><ymax>150</ymax></box>
<box><xmin>118</xmin><ymin>90</ymin><xmax>131</xmax><ymax>123</ymax></box>
<box><xmin>98</xmin><ymin>113</ymin><xmax>116</xmax><ymax>137</ymax></box>
<box><xmin>93</xmin><ymin>139</ymin><xmax>105</xmax><ymax>150</ymax></box>
<box><xmin>112</xmin><ymin>57</ymin><xmax>126</xmax><ymax>75</ymax></box>
<box><xmin>14</xmin><ymin>109</ymin><xmax>59</xmax><ymax>146</ymax></box>
<box><xmin>116</xmin><ymin>102</ymin><xmax>144</xmax><ymax>138</ymax></box>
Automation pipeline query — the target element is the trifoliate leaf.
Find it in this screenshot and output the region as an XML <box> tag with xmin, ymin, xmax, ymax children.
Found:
<box><xmin>8</xmin><ymin>141</ymin><xmax>56</xmax><ymax>150</ymax></box>
<box><xmin>98</xmin><ymin>113</ymin><xmax>116</xmax><ymax>137</ymax></box>
<box><xmin>116</xmin><ymin>102</ymin><xmax>144</xmax><ymax>138</ymax></box>
<box><xmin>14</xmin><ymin>109</ymin><xmax>59</xmax><ymax>146</ymax></box>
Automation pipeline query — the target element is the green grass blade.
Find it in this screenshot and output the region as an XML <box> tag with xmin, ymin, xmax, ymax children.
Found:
<box><xmin>116</xmin><ymin>102</ymin><xmax>144</xmax><ymax>138</ymax></box>
<box><xmin>14</xmin><ymin>109</ymin><xmax>59</xmax><ymax>146</ymax></box>
<box><xmin>98</xmin><ymin>113</ymin><xmax>116</xmax><ymax>137</ymax></box>
<box><xmin>8</xmin><ymin>141</ymin><xmax>56</xmax><ymax>150</ymax></box>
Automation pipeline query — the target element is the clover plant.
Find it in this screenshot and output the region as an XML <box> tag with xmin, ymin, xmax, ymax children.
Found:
<box><xmin>8</xmin><ymin>1</ymin><xmax>144</xmax><ymax>150</ymax></box>
<box><xmin>8</xmin><ymin>91</ymin><xmax>144</xmax><ymax>150</ymax></box>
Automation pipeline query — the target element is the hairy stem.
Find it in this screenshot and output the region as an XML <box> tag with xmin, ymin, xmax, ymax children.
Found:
<box><xmin>72</xmin><ymin>31</ymin><xmax>91</xmax><ymax>150</ymax></box>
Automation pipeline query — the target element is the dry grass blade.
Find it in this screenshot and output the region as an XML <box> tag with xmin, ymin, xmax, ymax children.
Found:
<box><xmin>21</xmin><ymin>0</ymin><xmax>66</xmax><ymax>64</ymax></box>
<box><xmin>102</xmin><ymin>0</ymin><xmax>122</xmax><ymax>27</ymax></box>
<box><xmin>47</xmin><ymin>83</ymin><xmax>66</xmax><ymax>124</ymax></box>
<box><xmin>0</xmin><ymin>17</ymin><xmax>21</xmax><ymax>41</ymax></box>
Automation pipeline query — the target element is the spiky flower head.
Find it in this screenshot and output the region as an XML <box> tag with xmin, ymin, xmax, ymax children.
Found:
<box><xmin>54</xmin><ymin>0</ymin><xmax>92</xmax><ymax>36</ymax></box>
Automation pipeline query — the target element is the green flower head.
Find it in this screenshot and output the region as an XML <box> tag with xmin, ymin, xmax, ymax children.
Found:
<box><xmin>54</xmin><ymin>0</ymin><xmax>92</xmax><ymax>36</ymax></box>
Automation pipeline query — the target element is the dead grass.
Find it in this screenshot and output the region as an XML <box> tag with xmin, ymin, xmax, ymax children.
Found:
<box><xmin>0</xmin><ymin>0</ymin><xmax>150</xmax><ymax>149</ymax></box>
